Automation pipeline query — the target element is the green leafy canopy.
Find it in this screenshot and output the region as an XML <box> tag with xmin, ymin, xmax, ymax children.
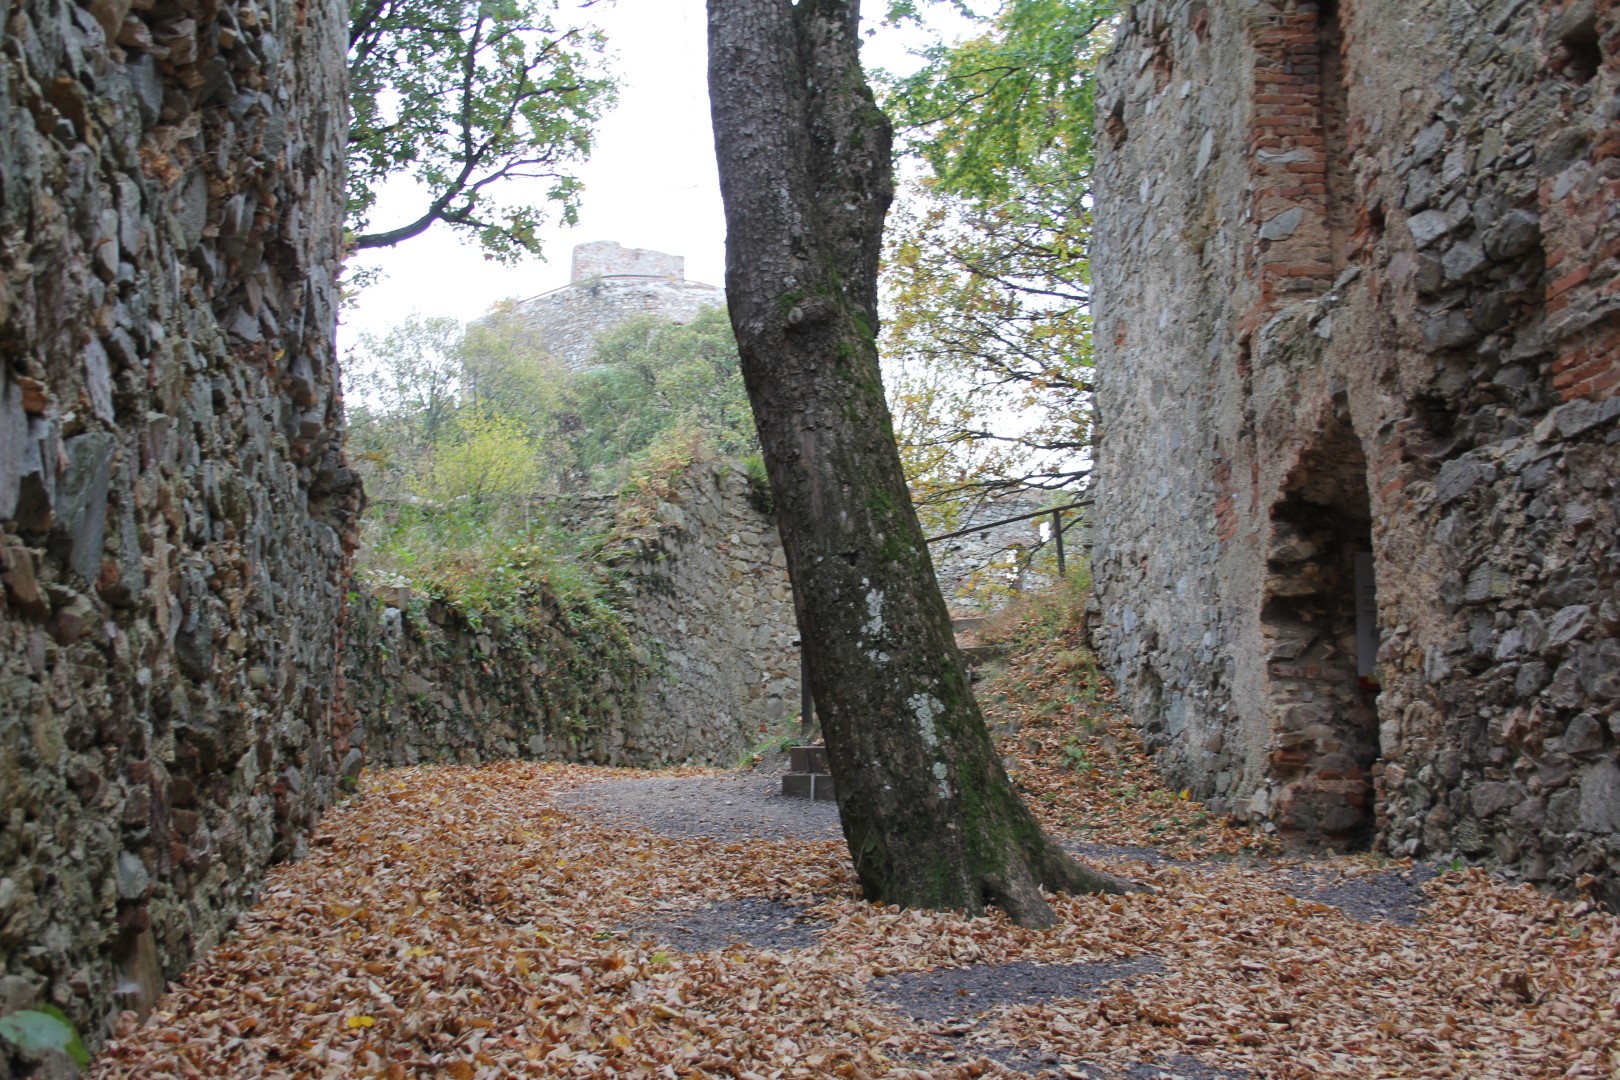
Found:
<box><xmin>347</xmin><ymin>0</ymin><xmax>618</xmax><ymax>261</ymax></box>
<box><xmin>881</xmin><ymin>0</ymin><xmax>1116</xmax><ymax>203</ymax></box>
<box><xmin>565</xmin><ymin>307</ymin><xmax>757</xmax><ymax>489</ymax></box>
<box><xmin>874</xmin><ymin>1</ymin><xmax>1115</xmax><ymax>524</ymax></box>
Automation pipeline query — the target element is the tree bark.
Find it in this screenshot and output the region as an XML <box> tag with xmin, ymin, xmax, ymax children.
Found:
<box><xmin>707</xmin><ymin>0</ymin><xmax>1139</xmax><ymax>927</ymax></box>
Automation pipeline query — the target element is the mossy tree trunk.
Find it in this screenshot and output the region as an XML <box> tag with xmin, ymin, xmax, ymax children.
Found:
<box><xmin>706</xmin><ymin>0</ymin><xmax>1139</xmax><ymax>927</ymax></box>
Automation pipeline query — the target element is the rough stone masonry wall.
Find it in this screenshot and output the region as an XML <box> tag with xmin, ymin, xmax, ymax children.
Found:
<box><xmin>1092</xmin><ymin>0</ymin><xmax>1620</xmax><ymax>903</ymax></box>
<box><xmin>0</xmin><ymin>0</ymin><xmax>355</xmax><ymax>1051</ymax></box>
<box><xmin>346</xmin><ymin>462</ymin><xmax>799</xmax><ymax>769</ymax></box>
<box><xmin>343</xmin><ymin>581</ymin><xmax>647</xmax><ymax>768</ymax></box>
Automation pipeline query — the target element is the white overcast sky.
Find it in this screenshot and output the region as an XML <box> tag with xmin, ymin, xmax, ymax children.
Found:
<box><xmin>339</xmin><ymin>0</ymin><xmax>972</xmax><ymax>349</ymax></box>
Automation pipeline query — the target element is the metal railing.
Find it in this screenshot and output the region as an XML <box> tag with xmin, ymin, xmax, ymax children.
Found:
<box><xmin>924</xmin><ymin>499</ymin><xmax>1091</xmax><ymax>577</ymax></box>
<box><xmin>795</xmin><ymin>497</ymin><xmax>1091</xmax><ymax>741</ymax></box>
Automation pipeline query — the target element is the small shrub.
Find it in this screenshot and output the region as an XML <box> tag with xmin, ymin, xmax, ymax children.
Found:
<box><xmin>743</xmin><ymin>453</ymin><xmax>774</xmax><ymax>515</ymax></box>
<box><xmin>1062</xmin><ymin>739</ymin><xmax>1094</xmax><ymax>775</ymax></box>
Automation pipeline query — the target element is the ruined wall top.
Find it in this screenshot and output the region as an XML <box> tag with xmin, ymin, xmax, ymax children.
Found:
<box><xmin>571</xmin><ymin>241</ymin><xmax>687</xmax><ymax>282</ymax></box>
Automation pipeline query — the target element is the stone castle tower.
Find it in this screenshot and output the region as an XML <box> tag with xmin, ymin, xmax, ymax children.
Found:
<box><xmin>515</xmin><ymin>241</ymin><xmax>726</xmax><ymax>369</ymax></box>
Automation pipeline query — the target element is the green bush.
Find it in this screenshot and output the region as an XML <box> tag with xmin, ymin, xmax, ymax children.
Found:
<box><xmin>346</xmin><ymin>305</ymin><xmax>764</xmax><ymax>696</ymax></box>
<box><xmin>358</xmin><ymin>499</ymin><xmax>619</xmax><ymax>639</ymax></box>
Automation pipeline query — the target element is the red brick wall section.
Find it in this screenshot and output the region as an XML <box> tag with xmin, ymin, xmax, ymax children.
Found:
<box><xmin>1214</xmin><ymin>459</ymin><xmax>1239</xmax><ymax>543</ymax></box>
<box><xmin>1543</xmin><ymin>0</ymin><xmax>1620</xmax><ymax>402</ymax></box>
<box><xmin>1242</xmin><ymin>2</ymin><xmax>1338</xmax><ymax>330</ymax></box>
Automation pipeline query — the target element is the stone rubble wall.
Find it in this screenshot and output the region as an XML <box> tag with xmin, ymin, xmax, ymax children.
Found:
<box><xmin>0</xmin><ymin>0</ymin><xmax>355</xmax><ymax>1053</ymax></box>
<box><xmin>614</xmin><ymin>463</ymin><xmax>801</xmax><ymax>754</ymax></box>
<box><xmin>345</xmin><ymin>462</ymin><xmax>800</xmax><ymax>768</ymax></box>
<box><xmin>1091</xmin><ymin>0</ymin><xmax>1619</xmax><ymax>904</ymax></box>
<box><xmin>342</xmin><ymin>583</ymin><xmax>647</xmax><ymax>768</ymax></box>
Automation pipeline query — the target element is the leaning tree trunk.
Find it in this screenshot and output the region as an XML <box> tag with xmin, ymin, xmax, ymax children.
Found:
<box><xmin>707</xmin><ymin>0</ymin><xmax>1139</xmax><ymax>927</ymax></box>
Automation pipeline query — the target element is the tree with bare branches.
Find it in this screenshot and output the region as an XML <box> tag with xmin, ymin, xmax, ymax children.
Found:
<box><xmin>878</xmin><ymin>0</ymin><xmax>1117</xmax><ymax>524</ymax></box>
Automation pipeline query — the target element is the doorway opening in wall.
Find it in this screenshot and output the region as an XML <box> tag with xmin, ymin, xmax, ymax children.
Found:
<box><xmin>1259</xmin><ymin>421</ymin><xmax>1381</xmax><ymax>850</ymax></box>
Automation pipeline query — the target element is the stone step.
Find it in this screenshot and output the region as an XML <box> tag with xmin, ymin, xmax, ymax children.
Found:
<box><xmin>781</xmin><ymin>772</ymin><xmax>837</xmax><ymax>802</ymax></box>
<box><xmin>951</xmin><ymin>614</ymin><xmax>992</xmax><ymax>635</ymax></box>
<box><xmin>959</xmin><ymin>642</ymin><xmax>1006</xmax><ymax>666</ymax></box>
<box><xmin>788</xmin><ymin>744</ymin><xmax>830</xmax><ymax>774</ymax></box>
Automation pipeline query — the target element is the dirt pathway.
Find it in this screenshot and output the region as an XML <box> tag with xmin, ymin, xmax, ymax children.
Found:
<box><xmin>84</xmin><ymin>606</ymin><xmax>1620</xmax><ymax>1078</ymax></box>
<box><xmin>87</xmin><ymin>759</ymin><xmax>1618</xmax><ymax>1079</ymax></box>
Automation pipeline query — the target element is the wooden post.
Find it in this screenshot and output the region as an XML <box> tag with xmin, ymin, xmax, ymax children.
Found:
<box><xmin>1053</xmin><ymin>509</ymin><xmax>1066</xmax><ymax>578</ymax></box>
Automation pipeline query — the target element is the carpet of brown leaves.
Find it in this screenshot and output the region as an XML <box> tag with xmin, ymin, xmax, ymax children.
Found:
<box><xmin>93</xmin><ymin>598</ymin><xmax>1620</xmax><ymax>1078</ymax></box>
<box><xmin>973</xmin><ymin>605</ymin><xmax>1274</xmax><ymax>862</ymax></box>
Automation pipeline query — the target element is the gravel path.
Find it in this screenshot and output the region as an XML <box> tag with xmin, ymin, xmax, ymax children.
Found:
<box><xmin>872</xmin><ymin>957</ymin><xmax>1163</xmax><ymax>1024</ymax></box>
<box><xmin>1275</xmin><ymin>861</ymin><xmax>1440</xmax><ymax>924</ymax></box>
<box><xmin>929</xmin><ymin>1046</ymin><xmax>1247</xmax><ymax>1079</ymax></box>
<box><xmin>554</xmin><ymin>771</ymin><xmax>842</xmax><ymax>842</ymax></box>
<box><xmin>1062</xmin><ymin>839</ymin><xmax>1439</xmax><ymax>924</ymax></box>
<box><xmin>621</xmin><ymin>897</ymin><xmax>825</xmax><ymax>953</ymax></box>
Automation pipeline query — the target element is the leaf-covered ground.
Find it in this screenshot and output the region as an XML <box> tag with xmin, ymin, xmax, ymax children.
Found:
<box><xmin>93</xmin><ymin>601</ymin><xmax>1620</xmax><ymax>1078</ymax></box>
<box><xmin>968</xmin><ymin>603</ymin><xmax>1273</xmax><ymax>862</ymax></box>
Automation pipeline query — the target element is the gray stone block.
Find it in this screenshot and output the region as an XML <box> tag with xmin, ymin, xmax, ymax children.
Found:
<box><xmin>1408</xmin><ymin>208</ymin><xmax>1455</xmax><ymax>247</ymax></box>
<box><xmin>1483</xmin><ymin>210</ymin><xmax>1541</xmax><ymax>260</ymax></box>
<box><xmin>1434</xmin><ymin>457</ymin><xmax>1497</xmax><ymax>504</ymax></box>
<box><xmin>0</xmin><ymin>378</ymin><xmax>25</xmax><ymax>519</ymax></box>
<box><xmin>1578</xmin><ymin>760</ymin><xmax>1620</xmax><ymax>834</ymax></box>
<box><xmin>1259</xmin><ymin>206</ymin><xmax>1306</xmax><ymax>241</ymax></box>
<box><xmin>51</xmin><ymin>432</ymin><xmax>114</xmax><ymax>584</ymax></box>
<box><xmin>781</xmin><ymin>773</ymin><xmax>836</xmax><ymax>802</ymax></box>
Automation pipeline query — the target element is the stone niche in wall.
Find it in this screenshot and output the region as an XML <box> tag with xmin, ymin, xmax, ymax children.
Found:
<box><xmin>1256</xmin><ymin>419</ymin><xmax>1381</xmax><ymax>849</ymax></box>
<box><xmin>0</xmin><ymin>0</ymin><xmax>358</xmax><ymax>1054</ymax></box>
<box><xmin>1090</xmin><ymin>0</ymin><xmax>1620</xmax><ymax>904</ymax></box>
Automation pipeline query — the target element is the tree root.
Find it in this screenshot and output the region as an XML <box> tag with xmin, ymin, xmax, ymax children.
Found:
<box><xmin>988</xmin><ymin>843</ymin><xmax>1151</xmax><ymax>929</ymax></box>
<box><xmin>1041</xmin><ymin>844</ymin><xmax>1147</xmax><ymax>897</ymax></box>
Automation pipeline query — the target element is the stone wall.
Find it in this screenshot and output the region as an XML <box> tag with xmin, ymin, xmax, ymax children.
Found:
<box><xmin>1091</xmin><ymin>0</ymin><xmax>1619</xmax><ymax>903</ymax></box>
<box><xmin>616</xmin><ymin>463</ymin><xmax>800</xmax><ymax>752</ymax></box>
<box><xmin>1095</xmin><ymin>0</ymin><xmax>1613</xmax><ymax>900</ymax></box>
<box><xmin>343</xmin><ymin>583</ymin><xmax>646</xmax><ymax>767</ymax></box>
<box><xmin>929</xmin><ymin>490</ymin><xmax>1076</xmax><ymax>613</ymax></box>
<box><xmin>0</xmin><ymin>0</ymin><xmax>355</xmax><ymax>1054</ymax></box>
<box><xmin>571</xmin><ymin>239</ymin><xmax>685</xmax><ymax>282</ymax></box>
<box><xmin>512</xmin><ymin>241</ymin><xmax>725</xmax><ymax>370</ymax></box>
<box><xmin>346</xmin><ymin>461</ymin><xmax>799</xmax><ymax>768</ymax></box>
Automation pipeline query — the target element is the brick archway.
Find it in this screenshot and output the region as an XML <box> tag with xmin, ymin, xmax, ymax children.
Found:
<box><xmin>1259</xmin><ymin>422</ymin><xmax>1382</xmax><ymax>849</ymax></box>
